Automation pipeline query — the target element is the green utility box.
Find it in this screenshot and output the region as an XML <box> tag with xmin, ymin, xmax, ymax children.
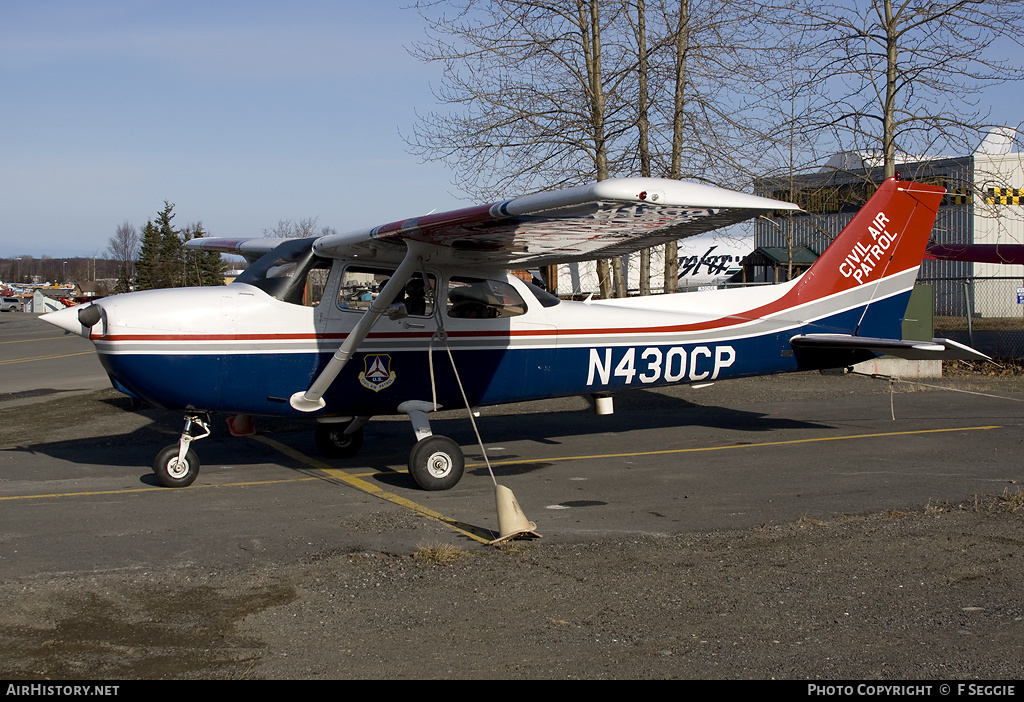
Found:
<box><xmin>902</xmin><ymin>284</ymin><xmax>935</xmax><ymax>342</ymax></box>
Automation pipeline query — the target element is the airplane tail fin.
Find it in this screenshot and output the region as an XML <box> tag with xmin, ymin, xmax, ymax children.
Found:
<box><xmin>792</xmin><ymin>178</ymin><xmax>945</xmax><ymax>305</ymax></box>
<box><xmin>782</xmin><ymin>178</ymin><xmax>988</xmax><ymax>366</ymax></box>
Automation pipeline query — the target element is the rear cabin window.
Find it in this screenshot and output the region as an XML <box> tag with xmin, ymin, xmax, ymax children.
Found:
<box><xmin>446</xmin><ymin>277</ymin><xmax>527</xmax><ymax>319</ymax></box>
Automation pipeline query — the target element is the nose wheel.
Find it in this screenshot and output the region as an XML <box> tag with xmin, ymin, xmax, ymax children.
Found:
<box><xmin>153</xmin><ymin>444</ymin><xmax>200</xmax><ymax>488</ymax></box>
<box><xmin>315</xmin><ymin>417</ymin><xmax>367</xmax><ymax>458</ymax></box>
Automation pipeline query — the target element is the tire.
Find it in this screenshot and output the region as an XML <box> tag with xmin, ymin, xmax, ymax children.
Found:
<box><xmin>408</xmin><ymin>435</ymin><xmax>464</xmax><ymax>491</ymax></box>
<box><xmin>315</xmin><ymin>423</ymin><xmax>364</xmax><ymax>458</ymax></box>
<box><xmin>153</xmin><ymin>444</ymin><xmax>200</xmax><ymax>488</ymax></box>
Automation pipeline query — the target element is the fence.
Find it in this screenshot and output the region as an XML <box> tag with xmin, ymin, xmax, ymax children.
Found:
<box><xmin>921</xmin><ymin>276</ymin><xmax>1024</xmax><ymax>360</ymax></box>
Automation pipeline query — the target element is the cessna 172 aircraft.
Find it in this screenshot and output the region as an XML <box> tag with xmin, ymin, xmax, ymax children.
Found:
<box><xmin>43</xmin><ymin>176</ymin><xmax>986</xmax><ymax>491</ymax></box>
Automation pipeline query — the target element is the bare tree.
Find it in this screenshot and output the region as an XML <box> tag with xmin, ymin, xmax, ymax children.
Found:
<box><xmin>807</xmin><ymin>0</ymin><xmax>1024</xmax><ymax>178</ymax></box>
<box><xmin>107</xmin><ymin>221</ymin><xmax>138</xmax><ymax>293</ymax></box>
<box><xmin>409</xmin><ymin>1</ymin><xmax>636</xmax><ymax>196</ymax></box>
<box><xmin>639</xmin><ymin>0</ymin><xmax>777</xmax><ymax>291</ymax></box>
<box><xmin>409</xmin><ymin>0</ymin><xmax>794</xmax><ymax>296</ymax></box>
<box><xmin>630</xmin><ymin>0</ymin><xmax>653</xmax><ymax>294</ymax></box>
<box><xmin>263</xmin><ymin>216</ymin><xmax>322</xmax><ymax>238</ymax></box>
<box><xmin>410</xmin><ymin>0</ymin><xmax>635</xmax><ymax>296</ymax></box>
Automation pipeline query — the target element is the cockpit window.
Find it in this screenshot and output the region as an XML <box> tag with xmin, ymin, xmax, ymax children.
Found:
<box><xmin>446</xmin><ymin>277</ymin><xmax>527</xmax><ymax>319</ymax></box>
<box><xmin>233</xmin><ymin>238</ymin><xmax>330</xmax><ymax>306</ymax></box>
<box><xmin>337</xmin><ymin>264</ymin><xmax>437</xmax><ymax>316</ymax></box>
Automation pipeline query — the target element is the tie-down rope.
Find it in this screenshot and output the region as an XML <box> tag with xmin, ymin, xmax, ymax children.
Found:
<box><xmin>423</xmin><ymin>268</ymin><xmax>497</xmax><ymax>486</ymax></box>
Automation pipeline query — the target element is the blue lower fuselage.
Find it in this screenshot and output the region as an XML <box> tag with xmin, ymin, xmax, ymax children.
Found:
<box><xmin>96</xmin><ymin>291</ymin><xmax>908</xmax><ymax>417</ymax></box>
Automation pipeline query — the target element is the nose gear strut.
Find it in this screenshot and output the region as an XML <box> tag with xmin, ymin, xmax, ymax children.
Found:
<box><xmin>153</xmin><ymin>414</ymin><xmax>211</xmax><ymax>488</ymax></box>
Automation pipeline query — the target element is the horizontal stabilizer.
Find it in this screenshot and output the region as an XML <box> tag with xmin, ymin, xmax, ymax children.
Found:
<box><xmin>790</xmin><ymin>334</ymin><xmax>990</xmax><ymax>370</ymax></box>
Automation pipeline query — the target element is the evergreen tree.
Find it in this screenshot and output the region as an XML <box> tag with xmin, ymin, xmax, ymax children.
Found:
<box><xmin>134</xmin><ymin>202</ymin><xmax>227</xmax><ymax>290</ymax></box>
<box><xmin>113</xmin><ymin>264</ymin><xmax>133</xmax><ymax>294</ymax></box>
<box><xmin>156</xmin><ymin>201</ymin><xmax>184</xmax><ymax>288</ymax></box>
<box><xmin>182</xmin><ymin>222</ymin><xmax>227</xmax><ymax>287</ymax></box>
<box><xmin>134</xmin><ymin>220</ymin><xmax>162</xmax><ymax>290</ymax></box>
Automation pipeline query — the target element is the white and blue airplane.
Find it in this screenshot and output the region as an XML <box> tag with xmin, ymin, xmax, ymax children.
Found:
<box><xmin>43</xmin><ymin>177</ymin><xmax>985</xmax><ymax>490</ymax></box>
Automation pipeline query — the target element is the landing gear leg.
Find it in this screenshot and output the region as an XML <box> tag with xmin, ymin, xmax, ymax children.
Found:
<box><xmin>315</xmin><ymin>416</ymin><xmax>368</xmax><ymax>458</ymax></box>
<box><xmin>398</xmin><ymin>401</ymin><xmax>464</xmax><ymax>491</ymax></box>
<box><xmin>153</xmin><ymin>414</ymin><xmax>211</xmax><ymax>488</ymax></box>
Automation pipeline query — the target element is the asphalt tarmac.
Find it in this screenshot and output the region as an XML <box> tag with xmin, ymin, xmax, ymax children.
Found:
<box><xmin>0</xmin><ymin>312</ymin><xmax>108</xmax><ymax>408</ymax></box>
<box><xmin>2</xmin><ymin>312</ymin><xmax>1023</xmax><ymax>679</ymax></box>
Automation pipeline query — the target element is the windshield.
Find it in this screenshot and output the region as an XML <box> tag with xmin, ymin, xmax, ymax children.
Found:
<box><xmin>233</xmin><ymin>238</ymin><xmax>330</xmax><ymax>305</ymax></box>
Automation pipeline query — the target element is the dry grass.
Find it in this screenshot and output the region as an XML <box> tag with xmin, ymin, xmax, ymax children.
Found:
<box><xmin>945</xmin><ymin>359</ymin><xmax>1024</xmax><ymax>376</ymax></box>
<box><xmin>990</xmin><ymin>486</ymin><xmax>1024</xmax><ymax>513</ymax></box>
<box><xmin>413</xmin><ymin>542</ymin><xmax>472</xmax><ymax>564</ymax></box>
<box><xmin>924</xmin><ymin>486</ymin><xmax>1023</xmax><ymax>515</ymax></box>
<box><xmin>754</xmin><ymin>489</ymin><xmax>1024</xmax><ymax>530</ymax></box>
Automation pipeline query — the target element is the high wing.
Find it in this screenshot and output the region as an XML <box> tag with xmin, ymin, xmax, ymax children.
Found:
<box><xmin>188</xmin><ymin>178</ymin><xmax>797</xmax><ymax>266</ymax></box>
<box><xmin>256</xmin><ymin>177</ymin><xmax>793</xmax><ymax>266</ymax></box>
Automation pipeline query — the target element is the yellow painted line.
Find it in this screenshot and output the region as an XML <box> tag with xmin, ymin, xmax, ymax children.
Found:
<box><xmin>467</xmin><ymin>425</ymin><xmax>1002</xmax><ymax>468</ymax></box>
<box><xmin>0</xmin><ymin>351</ymin><xmax>95</xmax><ymax>365</ymax></box>
<box><xmin>2</xmin><ymin>426</ymin><xmax>998</xmax><ymax>537</ymax></box>
<box><xmin>0</xmin><ymin>336</ymin><xmax>71</xmax><ymax>344</ymax></box>
<box><xmin>252</xmin><ymin>435</ymin><xmax>494</xmax><ymax>544</ymax></box>
<box><xmin>0</xmin><ymin>476</ymin><xmax>321</xmax><ymax>501</ymax></box>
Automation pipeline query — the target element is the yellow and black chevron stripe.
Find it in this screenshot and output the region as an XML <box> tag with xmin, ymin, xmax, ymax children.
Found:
<box><xmin>987</xmin><ymin>188</ymin><xmax>1024</xmax><ymax>205</ymax></box>
<box><xmin>945</xmin><ymin>188</ymin><xmax>972</xmax><ymax>205</ymax></box>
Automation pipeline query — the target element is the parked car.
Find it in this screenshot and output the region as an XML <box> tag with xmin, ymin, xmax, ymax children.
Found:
<box><xmin>1</xmin><ymin>296</ymin><xmax>23</xmax><ymax>312</ymax></box>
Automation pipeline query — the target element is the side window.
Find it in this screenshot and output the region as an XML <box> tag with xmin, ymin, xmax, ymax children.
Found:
<box><xmin>337</xmin><ymin>265</ymin><xmax>436</xmax><ymax>316</ymax></box>
<box><xmin>304</xmin><ymin>265</ymin><xmax>331</xmax><ymax>306</ymax></box>
<box><xmin>446</xmin><ymin>277</ymin><xmax>527</xmax><ymax>319</ymax></box>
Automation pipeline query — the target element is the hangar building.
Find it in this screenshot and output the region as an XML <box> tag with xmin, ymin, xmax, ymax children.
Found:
<box><xmin>753</xmin><ymin>128</ymin><xmax>1024</xmax><ymax>319</ymax></box>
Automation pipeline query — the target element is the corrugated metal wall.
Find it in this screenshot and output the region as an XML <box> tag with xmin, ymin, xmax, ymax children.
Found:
<box><xmin>753</xmin><ymin>157</ymin><xmax>977</xmax><ymax>314</ymax></box>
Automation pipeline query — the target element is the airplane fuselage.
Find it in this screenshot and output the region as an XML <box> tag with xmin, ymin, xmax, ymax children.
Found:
<box><xmin>59</xmin><ymin>258</ymin><xmax>911</xmax><ymax>418</ymax></box>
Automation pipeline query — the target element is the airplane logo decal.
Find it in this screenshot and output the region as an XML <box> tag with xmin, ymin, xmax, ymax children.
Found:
<box><xmin>678</xmin><ymin>245</ymin><xmax>736</xmax><ymax>277</ymax></box>
<box><xmin>358</xmin><ymin>354</ymin><xmax>396</xmax><ymax>392</ymax></box>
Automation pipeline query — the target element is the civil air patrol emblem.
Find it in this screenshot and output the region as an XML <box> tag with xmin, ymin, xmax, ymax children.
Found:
<box><xmin>358</xmin><ymin>354</ymin><xmax>396</xmax><ymax>392</ymax></box>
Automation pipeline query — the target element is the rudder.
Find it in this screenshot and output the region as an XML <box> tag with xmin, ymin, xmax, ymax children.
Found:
<box><xmin>793</xmin><ymin>178</ymin><xmax>944</xmax><ymax>302</ymax></box>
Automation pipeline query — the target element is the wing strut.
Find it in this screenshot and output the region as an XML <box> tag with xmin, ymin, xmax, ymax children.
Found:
<box><xmin>289</xmin><ymin>243</ymin><xmax>427</xmax><ymax>412</ymax></box>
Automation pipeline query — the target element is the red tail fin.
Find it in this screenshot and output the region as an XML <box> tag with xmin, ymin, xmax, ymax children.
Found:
<box><xmin>793</xmin><ymin>178</ymin><xmax>945</xmax><ymax>303</ymax></box>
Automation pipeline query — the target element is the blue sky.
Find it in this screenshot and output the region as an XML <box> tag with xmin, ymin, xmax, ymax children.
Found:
<box><xmin>1</xmin><ymin>1</ymin><xmax>455</xmax><ymax>257</ymax></box>
<box><xmin>2</xmin><ymin>1</ymin><xmax>1020</xmax><ymax>259</ymax></box>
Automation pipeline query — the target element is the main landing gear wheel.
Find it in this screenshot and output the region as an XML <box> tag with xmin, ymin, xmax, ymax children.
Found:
<box><xmin>315</xmin><ymin>423</ymin><xmax>364</xmax><ymax>458</ymax></box>
<box><xmin>153</xmin><ymin>444</ymin><xmax>200</xmax><ymax>488</ymax></box>
<box><xmin>408</xmin><ymin>435</ymin><xmax>464</xmax><ymax>491</ymax></box>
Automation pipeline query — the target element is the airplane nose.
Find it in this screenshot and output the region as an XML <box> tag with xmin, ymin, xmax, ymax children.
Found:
<box><xmin>41</xmin><ymin>303</ymin><xmax>101</xmax><ymax>338</ymax></box>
